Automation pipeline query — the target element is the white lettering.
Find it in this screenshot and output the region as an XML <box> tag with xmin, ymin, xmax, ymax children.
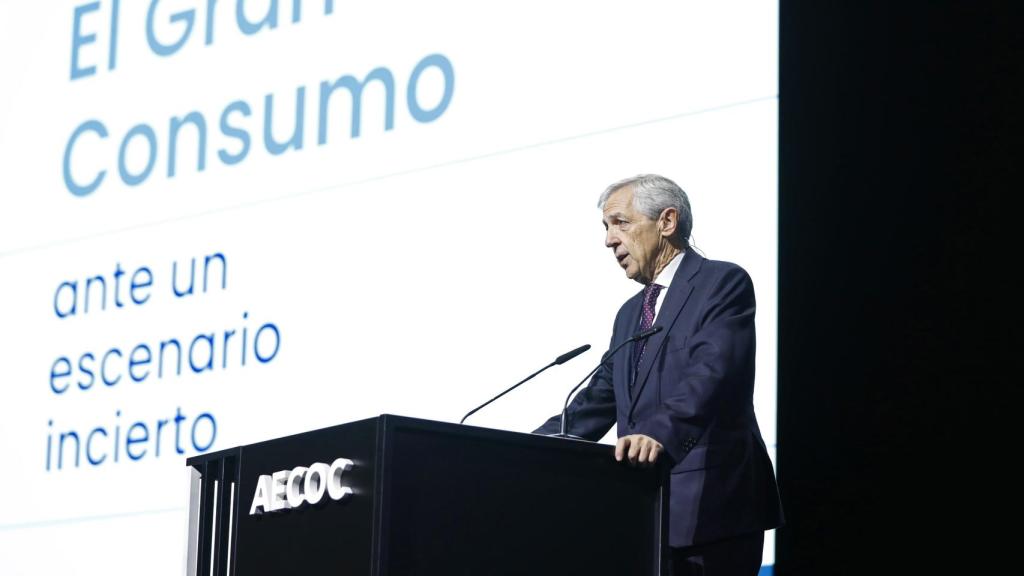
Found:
<box><xmin>327</xmin><ymin>458</ymin><xmax>354</xmax><ymax>500</ymax></box>
<box><xmin>249</xmin><ymin>474</ymin><xmax>272</xmax><ymax>515</ymax></box>
<box><xmin>285</xmin><ymin>466</ymin><xmax>308</xmax><ymax>509</ymax></box>
<box><xmin>303</xmin><ymin>462</ymin><xmax>329</xmax><ymax>505</ymax></box>
<box><xmin>249</xmin><ymin>457</ymin><xmax>354</xmax><ymax>515</ymax></box>
<box><xmin>269</xmin><ymin>469</ymin><xmax>290</xmax><ymax>511</ymax></box>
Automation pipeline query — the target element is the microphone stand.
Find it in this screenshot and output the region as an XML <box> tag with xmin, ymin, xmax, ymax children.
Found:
<box><xmin>549</xmin><ymin>326</ymin><xmax>662</xmax><ymax>439</ymax></box>
<box><xmin>459</xmin><ymin>344</ymin><xmax>590</xmax><ymax>425</ymax></box>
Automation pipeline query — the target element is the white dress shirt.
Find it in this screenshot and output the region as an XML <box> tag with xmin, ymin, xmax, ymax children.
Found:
<box><xmin>651</xmin><ymin>250</ymin><xmax>685</xmax><ymax>319</ymax></box>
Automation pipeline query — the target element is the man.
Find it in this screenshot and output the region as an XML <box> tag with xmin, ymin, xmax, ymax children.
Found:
<box><xmin>536</xmin><ymin>174</ymin><xmax>783</xmax><ymax>576</ymax></box>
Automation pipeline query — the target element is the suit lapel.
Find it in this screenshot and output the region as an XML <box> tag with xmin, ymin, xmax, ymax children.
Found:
<box><xmin>617</xmin><ymin>294</ymin><xmax>643</xmax><ymax>400</ymax></box>
<box><xmin>629</xmin><ymin>252</ymin><xmax>704</xmax><ymax>412</ymax></box>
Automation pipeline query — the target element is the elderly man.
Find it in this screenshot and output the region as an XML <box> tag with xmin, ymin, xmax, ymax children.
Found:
<box><xmin>536</xmin><ymin>174</ymin><xmax>783</xmax><ymax>576</ymax></box>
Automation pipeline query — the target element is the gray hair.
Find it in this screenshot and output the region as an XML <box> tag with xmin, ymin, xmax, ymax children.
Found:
<box><xmin>597</xmin><ymin>174</ymin><xmax>693</xmax><ymax>246</ymax></box>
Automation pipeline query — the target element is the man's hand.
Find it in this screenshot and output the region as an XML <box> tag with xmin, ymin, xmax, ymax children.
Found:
<box><xmin>615</xmin><ymin>434</ymin><xmax>663</xmax><ymax>467</ymax></box>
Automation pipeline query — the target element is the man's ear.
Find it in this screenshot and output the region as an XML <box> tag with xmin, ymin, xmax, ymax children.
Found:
<box><xmin>659</xmin><ymin>207</ymin><xmax>679</xmax><ymax>238</ymax></box>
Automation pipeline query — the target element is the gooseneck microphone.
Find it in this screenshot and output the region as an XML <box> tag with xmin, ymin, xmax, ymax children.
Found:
<box><xmin>459</xmin><ymin>344</ymin><xmax>591</xmax><ymax>425</ymax></box>
<box><xmin>553</xmin><ymin>326</ymin><xmax>663</xmax><ymax>439</ymax></box>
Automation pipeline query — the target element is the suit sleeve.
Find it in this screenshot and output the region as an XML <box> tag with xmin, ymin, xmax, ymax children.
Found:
<box><xmin>534</xmin><ymin>349</ymin><xmax>617</xmax><ymax>441</ymax></box>
<box><xmin>634</xmin><ymin>266</ymin><xmax>756</xmax><ymax>465</ymax></box>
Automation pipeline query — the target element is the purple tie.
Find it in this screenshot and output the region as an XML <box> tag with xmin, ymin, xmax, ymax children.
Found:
<box><xmin>634</xmin><ymin>283</ymin><xmax>663</xmax><ymax>374</ymax></box>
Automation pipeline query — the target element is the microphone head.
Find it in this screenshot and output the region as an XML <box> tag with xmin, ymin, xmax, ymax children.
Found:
<box><xmin>554</xmin><ymin>344</ymin><xmax>591</xmax><ymax>365</ymax></box>
<box><xmin>632</xmin><ymin>325</ymin><xmax>663</xmax><ymax>341</ymax></box>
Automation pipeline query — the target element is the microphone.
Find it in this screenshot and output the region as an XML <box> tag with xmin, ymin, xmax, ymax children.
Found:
<box><xmin>459</xmin><ymin>344</ymin><xmax>591</xmax><ymax>425</ymax></box>
<box><xmin>553</xmin><ymin>326</ymin><xmax>663</xmax><ymax>439</ymax></box>
<box><xmin>554</xmin><ymin>344</ymin><xmax>591</xmax><ymax>365</ymax></box>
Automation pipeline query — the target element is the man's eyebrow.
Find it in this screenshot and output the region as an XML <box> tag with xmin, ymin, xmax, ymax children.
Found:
<box><xmin>604</xmin><ymin>212</ymin><xmax>628</xmax><ymax>221</ymax></box>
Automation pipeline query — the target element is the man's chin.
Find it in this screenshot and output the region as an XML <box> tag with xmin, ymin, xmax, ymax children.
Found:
<box><xmin>624</xmin><ymin>268</ymin><xmax>654</xmax><ymax>284</ymax></box>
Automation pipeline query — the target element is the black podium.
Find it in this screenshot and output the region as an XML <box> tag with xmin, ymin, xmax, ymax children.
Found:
<box><xmin>185</xmin><ymin>415</ymin><xmax>668</xmax><ymax>575</ymax></box>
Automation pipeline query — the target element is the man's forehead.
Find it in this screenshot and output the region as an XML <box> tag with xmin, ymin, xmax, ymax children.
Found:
<box><xmin>602</xmin><ymin>186</ymin><xmax>634</xmax><ymax>214</ymax></box>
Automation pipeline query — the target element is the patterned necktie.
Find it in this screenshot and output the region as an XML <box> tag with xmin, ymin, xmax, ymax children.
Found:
<box><xmin>633</xmin><ymin>283</ymin><xmax>663</xmax><ymax>375</ymax></box>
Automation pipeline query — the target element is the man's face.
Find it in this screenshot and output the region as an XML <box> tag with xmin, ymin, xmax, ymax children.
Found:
<box><xmin>602</xmin><ymin>186</ymin><xmax>666</xmax><ymax>284</ymax></box>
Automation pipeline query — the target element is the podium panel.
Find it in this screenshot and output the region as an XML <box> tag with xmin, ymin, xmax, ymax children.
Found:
<box><xmin>186</xmin><ymin>415</ymin><xmax>667</xmax><ymax>575</ymax></box>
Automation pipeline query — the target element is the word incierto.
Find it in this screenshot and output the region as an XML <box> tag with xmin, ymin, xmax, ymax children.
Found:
<box><xmin>46</xmin><ymin>406</ymin><xmax>216</xmax><ymax>470</ymax></box>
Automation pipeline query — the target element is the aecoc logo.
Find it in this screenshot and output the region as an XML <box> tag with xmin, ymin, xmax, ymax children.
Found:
<box><xmin>249</xmin><ymin>457</ymin><xmax>353</xmax><ymax>515</ymax></box>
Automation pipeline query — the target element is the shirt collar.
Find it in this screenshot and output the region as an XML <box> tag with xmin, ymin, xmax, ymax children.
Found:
<box><xmin>652</xmin><ymin>250</ymin><xmax>685</xmax><ymax>289</ymax></box>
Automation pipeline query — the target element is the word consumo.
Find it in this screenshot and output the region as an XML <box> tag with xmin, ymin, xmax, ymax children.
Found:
<box><xmin>62</xmin><ymin>53</ymin><xmax>454</xmax><ymax>197</ymax></box>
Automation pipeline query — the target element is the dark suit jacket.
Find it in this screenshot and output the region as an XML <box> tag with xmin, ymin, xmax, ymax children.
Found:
<box><xmin>537</xmin><ymin>252</ymin><xmax>784</xmax><ymax>547</ymax></box>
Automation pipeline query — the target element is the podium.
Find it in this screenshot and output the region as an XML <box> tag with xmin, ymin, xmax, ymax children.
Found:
<box><xmin>185</xmin><ymin>415</ymin><xmax>668</xmax><ymax>575</ymax></box>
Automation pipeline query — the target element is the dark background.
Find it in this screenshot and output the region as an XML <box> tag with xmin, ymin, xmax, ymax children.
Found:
<box><xmin>777</xmin><ymin>1</ymin><xmax>1019</xmax><ymax>573</ymax></box>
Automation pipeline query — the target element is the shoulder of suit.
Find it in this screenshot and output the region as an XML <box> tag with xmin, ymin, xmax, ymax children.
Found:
<box><xmin>699</xmin><ymin>257</ymin><xmax>747</xmax><ymax>275</ymax></box>
<box><xmin>687</xmin><ymin>255</ymin><xmax>753</xmax><ymax>287</ymax></box>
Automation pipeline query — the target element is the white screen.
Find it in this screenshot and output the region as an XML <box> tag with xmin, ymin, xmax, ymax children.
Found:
<box><xmin>0</xmin><ymin>1</ymin><xmax>778</xmax><ymax>572</ymax></box>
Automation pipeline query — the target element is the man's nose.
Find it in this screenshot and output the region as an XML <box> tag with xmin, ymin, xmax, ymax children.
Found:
<box><xmin>605</xmin><ymin>229</ymin><xmax>619</xmax><ymax>248</ymax></box>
